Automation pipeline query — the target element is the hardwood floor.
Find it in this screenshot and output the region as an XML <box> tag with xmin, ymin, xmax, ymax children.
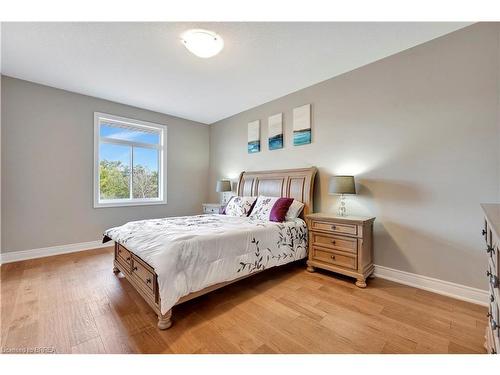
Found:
<box><xmin>1</xmin><ymin>247</ymin><xmax>488</xmax><ymax>354</ymax></box>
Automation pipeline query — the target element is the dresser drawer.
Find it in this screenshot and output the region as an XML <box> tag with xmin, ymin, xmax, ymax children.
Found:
<box><xmin>488</xmin><ymin>261</ymin><xmax>499</xmax><ymax>289</ymax></box>
<box><xmin>486</xmin><ymin>324</ymin><xmax>498</xmax><ymax>354</ymax></box>
<box><xmin>310</xmin><ymin>220</ymin><xmax>357</xmax><ymax>236</ymax></box>
<box><xmin>492</xmin><ymin>241</ymin><xmax>499</xmax><ymax>277</ymax></box>
<box><xmin>132</xmin><ymin>257</ymin><xmax>155</xmax><ymax>295</ymax></box>
<box><xmin>311</xmin><ymin>246</ymin><xmax>357</xmax><ymax>270</ymax></box>
<box><xmin>311</xmin><ymin>232</ymin><xmax>357</xmax><ymax>254</ymax></box>
<box><xmin>487</xmin><ymin>243</ymin><xmax>497</xmax><ymax>268</ymax></box>
<box><xmin>488</xmin><ymin>298</ymin><xmax>499</xmax><ymax>340</ymax></box>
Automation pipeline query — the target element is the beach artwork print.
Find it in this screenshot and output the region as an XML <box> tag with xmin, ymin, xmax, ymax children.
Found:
<box><xmin>247</xmin><ymin>120</ymin><xmax>261</xmax><ymax>153</ymax></box>
<box><xmin>293</xmin><ymin>104</ymin><xmax>311</xmax><ymax>146</ymax></box>
<box><xmin>268</xmin><ymin>113</ymin><xmax>283</xmax><ymax>150</ymax></box>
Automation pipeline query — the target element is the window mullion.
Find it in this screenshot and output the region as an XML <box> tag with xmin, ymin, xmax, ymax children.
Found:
<box><xmin>158</xmin><ymin>148</ymin><xmax>162</xmax><ymax>200</ymax></box>
<box><xmin>129</xmin><ymin>145</ymin><xmax>133</xmax><ymax>200</ymax></box>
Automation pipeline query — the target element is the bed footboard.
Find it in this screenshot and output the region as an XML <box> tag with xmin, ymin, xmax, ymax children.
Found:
<box><xmin>113</xmin><ymin>241</ymin><xmax>268</xmax><ymax>330</ymax></box>
<box><xmin>113</xmin><ymin>242</ymin><xmax>170</xmax><ymax>329</ymax></box>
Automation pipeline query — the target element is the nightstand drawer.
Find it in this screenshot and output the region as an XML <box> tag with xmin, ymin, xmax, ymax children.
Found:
<box><xmin>311</xmin><ymin>246</ymin><xmax>357</xmax><ymax>270</ymax></box>
<box><xmin>311</xmin><ymin>232</ymin><xmax>357</xmax><ymax>254</ymax></box>
<box><xmin>310</xmin><ymin>220</ymin><xmax>357</xmax><ymax>236</ymax></box>
<box><xmin>204</xmin><ymin>206</ymin><xmax>220</xmax><ymax>214</ymax></box>
<box><xmin>203</xmin><ymin>203</ymin><xmax>222</xmax><ymax>214</ymax></box>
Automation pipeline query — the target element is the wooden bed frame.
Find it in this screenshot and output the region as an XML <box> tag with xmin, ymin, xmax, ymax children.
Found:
<box><xmin>112</xmin><ymin>167</ymin><xmax>317</xmax><ymax>329</ymax></box>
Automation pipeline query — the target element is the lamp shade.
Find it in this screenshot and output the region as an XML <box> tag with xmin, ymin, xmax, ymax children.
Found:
<box><xmin>216</xmin><ymin>180</ymin><xmax>232</xmax><ymax>192</ymax></box>
<box><xmin>329</xmin><ymin>176</ymin><xmax>356</xmax><ymax>195</ymax></box>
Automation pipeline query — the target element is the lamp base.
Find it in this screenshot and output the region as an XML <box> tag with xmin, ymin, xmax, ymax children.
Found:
<box><xmin>337</xmin><ymin>194</ymin><xmax>347</xmax><ymax>217</ymax></box>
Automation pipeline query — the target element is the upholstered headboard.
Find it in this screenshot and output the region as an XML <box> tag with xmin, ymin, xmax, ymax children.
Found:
<box><xmin>237</xmin><ymin>167</ymin><xmax>317</xmax><ymax>216</ymax></box>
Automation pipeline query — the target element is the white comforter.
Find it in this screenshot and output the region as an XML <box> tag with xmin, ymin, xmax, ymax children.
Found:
<box><xmin>104</xmin><ymin>214</ymin><xmax>308</xmax><ymax>314</ymax></box>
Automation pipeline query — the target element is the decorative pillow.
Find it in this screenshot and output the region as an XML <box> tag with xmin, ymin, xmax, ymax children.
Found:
<box><xmin>285</xmin><ymin>199</ymin><xmax>305</xmax><ymax>221</ymax></box>
<box><xmin>249</xmin><ymin>196</ymin><xmax>294</xmax><ymax>222</ymax></box>
<box><xmin>222</xmin><ymin>196</ymin><xmax>257</xmax><ymax>217</ymax></box>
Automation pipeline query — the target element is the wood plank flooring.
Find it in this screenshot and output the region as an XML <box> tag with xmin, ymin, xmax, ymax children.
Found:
<box><xmin>1</xmin><ymin>247</ymin><xmax>488</xmax><ymax>354</ymax></box>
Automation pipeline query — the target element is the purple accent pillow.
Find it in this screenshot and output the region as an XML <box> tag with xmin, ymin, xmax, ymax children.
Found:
<box><xmin>269</xmin><ymin>198</ymin><xmax>294</xmax><ymax>222</ymax></box>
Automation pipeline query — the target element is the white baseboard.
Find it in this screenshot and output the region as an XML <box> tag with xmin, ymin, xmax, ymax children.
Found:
<box><xmin>373</xmin><ymin>264</ymin><xmax>488</xmax><ymax>306</ymax></box>
<box><xmin>0</xmin><ymin>240</ymin><xmax>112</xmax><ymax>264</ymax></box>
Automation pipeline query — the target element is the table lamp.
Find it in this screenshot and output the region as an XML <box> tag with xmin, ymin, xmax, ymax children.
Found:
<box><xmin>216</xmin><ymin>180</ymin><xmax>232</xmax><ymax>204</ymax></box>
<box><xmin>329</xmin><ymin>176</ymin><xmax>356</xmax><ymax>216</ymax></box>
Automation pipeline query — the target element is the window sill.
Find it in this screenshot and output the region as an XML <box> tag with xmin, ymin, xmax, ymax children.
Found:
<box><xmin>94</xmin><ymin>199</ymin><xmax>167</xmax><ymax>208</ymax></box>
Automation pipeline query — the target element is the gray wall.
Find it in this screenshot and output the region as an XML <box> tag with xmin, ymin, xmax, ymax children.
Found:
<box><xmin>1</xmin><ymin>76</ymin><xmax>209</xmax><ymax>252</ymax></box>
<box><xmin>497</xmin><ymin>27</ymin><xmax>500</xmax><ymax>202</ymax></box>
<box><xmin>0</xmin><ymin>73</ymin><xmax>2</xmax><ymax>254</ymax></box>
<box><xmin>209</xmin><ymin>23</ymin><xmax>500</xmax><ymax>290</ymax></box>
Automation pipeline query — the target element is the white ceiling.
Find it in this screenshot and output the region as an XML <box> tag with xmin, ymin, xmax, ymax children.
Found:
<box><xmin>1</xmin><ymin>22</ymin><xmax>471</xmax><ymax>124</ymax></box>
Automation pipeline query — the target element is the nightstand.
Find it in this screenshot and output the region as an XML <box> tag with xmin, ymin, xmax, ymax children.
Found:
<box><xmin>202</xmin><ymin>203</ymin><xmax>222</xmax><ymax>214</ymax></box>
<box><xmin>305</xmin><ymin>213</ymin><xmax>375</xmax><ymax>288</ymax></box>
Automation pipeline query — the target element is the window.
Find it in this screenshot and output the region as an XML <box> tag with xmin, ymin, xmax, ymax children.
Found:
<box><xmin>94</xmin><ymin>112</ymin><xmax>166</xmax><ymax>207</ymax></box>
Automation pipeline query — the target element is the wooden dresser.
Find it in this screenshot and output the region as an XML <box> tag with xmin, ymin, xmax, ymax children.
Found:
<box><xmin>305</xmin><ymin>213</ymin><xmax>375</xmax><ymax>288</ymax></box>
<box><xmin>482</xmin><ymin>204</ymin><xmax>500</xmax><ymax>354</ymax></box>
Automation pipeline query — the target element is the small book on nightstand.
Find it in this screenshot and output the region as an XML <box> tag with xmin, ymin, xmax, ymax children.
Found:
<box><xmin>305</xmin><ymin>213</ymin><xmax>375</xmax><ymax>288</ymax></box>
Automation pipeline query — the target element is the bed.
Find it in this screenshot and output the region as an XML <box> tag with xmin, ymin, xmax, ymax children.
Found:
<box><xmin>103</xmin><ymin>167</ymin><xmax>317</xmax><ymax>329</ymax></box>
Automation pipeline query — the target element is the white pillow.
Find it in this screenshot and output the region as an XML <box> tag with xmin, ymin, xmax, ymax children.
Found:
<box><xmin>223</xmin><ymin>196</ymin><xmax>257</xmax><ymax>217</ymax></box>
<box><xmin>286</xmin><ymin>199</ymin><xmax>305</xmax><ymax>221</ymax></box>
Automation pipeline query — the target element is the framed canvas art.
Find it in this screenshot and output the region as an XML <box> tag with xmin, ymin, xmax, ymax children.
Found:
<box><xmin>247</xmin><ymin>120</ymin><xmax>260</xmax><ymax>153</ymax></box>
<box><xmin>268</xmin><ymin>113</ymin><xmax>283</xmax><ymax>150</ymax></box>
<box><xmin>293</xmin><ymin>104</ymin><xmax>311</xmax><ymax>146</ymax></box>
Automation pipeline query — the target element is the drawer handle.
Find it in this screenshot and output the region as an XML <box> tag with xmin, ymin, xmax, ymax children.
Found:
<box><xmin>487</xmin><ymin>312</ymin><xmax>492</xmax><ymax>318</ymax></box>
<box><xmin>491</xmin><ymin>294</ymin><xmax>495</xmax><ymax>303</ymax></box>
<box><xmin>146</xmin><ymin>278</ymin><xmax>152</xmax><ymax>284</ymax></box>
<box><xmin>486</xmin><ymin>245</ymin><xmax>494</xmax><ymax>254</ymax></box>
<box><xmin>331</xmin><ymin>225</ymin><xmax>337</xmax><ymax>230</ymax></box>
<box><xmin>331</xmin><ymin>240</ymin><xmax>336</xmax><ymax>245</ymax></box>
<box><xmin>126</xmin><ymin>257</ymin><xmax>131</xmax><ymax>261</ymax></box>
<box><xmin>331</xmin><ymin>255</ymin><xmax>336</xmax><ymax>260</ymax></box>
<box><xmin>133</xmin><ymin>266</ymin><xmax>138</xmax><ymax>271</ymax></box>
<box><xmin>487</xmin><ymin>270</ymin><xmax>492</xmax><ymax>277</ymax></box>
<box><xmin>482</xmin><ymin>229</ymin><xmax>487</xmax><ymax>236</ymax></box>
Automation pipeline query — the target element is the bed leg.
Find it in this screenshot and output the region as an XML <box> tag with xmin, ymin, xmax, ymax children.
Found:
<box><xmin>158</xmin><ymin>309</ymin><xmax>173</xmax><ymax>330</ymax></box>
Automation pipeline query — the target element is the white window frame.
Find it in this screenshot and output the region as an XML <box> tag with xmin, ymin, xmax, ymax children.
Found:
<box><xmin>93</xmin><ymin>112</ymin><xmax>167</xmax><ymax>208</ymax></box>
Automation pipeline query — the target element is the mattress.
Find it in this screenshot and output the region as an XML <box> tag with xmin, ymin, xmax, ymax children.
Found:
<box><xmin>104</xmin><ymin>214</ymin><xmax>308</xmax><ymax>314</ymax></box>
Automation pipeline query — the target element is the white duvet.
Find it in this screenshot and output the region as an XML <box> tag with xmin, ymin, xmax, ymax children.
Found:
<box><xmin>104</xmin><ymin>214</ymin><xmax>308</xmax><ymax>314</ymax></box>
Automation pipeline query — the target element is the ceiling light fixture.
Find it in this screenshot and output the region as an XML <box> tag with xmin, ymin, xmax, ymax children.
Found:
<box><xmin>181</xmin><ymin>29</ymin><xmax>224</xmax><ymax>58</ymax></box>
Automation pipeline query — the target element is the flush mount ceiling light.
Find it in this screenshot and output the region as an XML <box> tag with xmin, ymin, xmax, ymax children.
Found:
<box><xmin>181</xmin><ymin>29</ymin><xmax>224</xmax><ymax>58</ymax></box>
